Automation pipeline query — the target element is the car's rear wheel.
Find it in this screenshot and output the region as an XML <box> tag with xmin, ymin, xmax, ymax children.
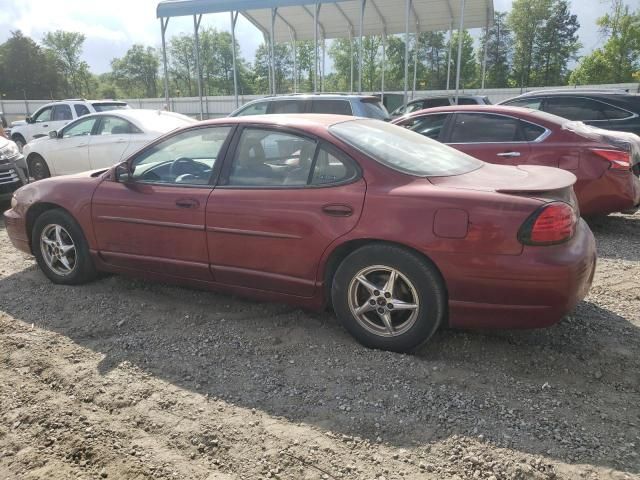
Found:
<box><xmin>33</xmin><ymin>209</ymin><xmax>97</xmax><ymax>285</ymax></box>
<box><xmin>331</xmin><ymin>244</ymin><xmax>446</xmax><ymax>352</ymax></box>
<box><xmin>28</xmin><ymin>154</ymin><xmax>51</xmax><ymax>181</ymax></box>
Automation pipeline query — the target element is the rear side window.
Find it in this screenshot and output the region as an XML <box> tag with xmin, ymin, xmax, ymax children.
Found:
<box><xmin>74</xmin><ymin>104</ymin><xmax>91</xmax><ymax>117</ymax></box>
<box><xmin>423</xmin><ymin>98</ymin><xmax>451</xmax><ymax>108</ymax></box>
<box><xmin>544</xmin><ymin>97</ymin><xmax>606</xmax><ymax>121</ymax></box>
<box><xmin>521</xmin><ymin>121</ymin><xmax>547</xmax><ymax>141</ymax></box>
<box><xmin>450</xmin><ymin>113</ymin><xmax>521</xmax><ymax>143</ymax></box>
<box><xmin>268</xmin><ymin>100</ymin><xmax>306</xmax><ymax>114</ymax></box>
<box><xmin>359</xmin><ymin>99</ymin><xmax>389</xmax><ymax>120</ymax></box>
<box><xmin>52</xmin><ymin>104</ymin><xmax>73</xmax><ymax>121</ymax></box>
<box><xmin>403</xmin><ymin>114</ymin><xmax>449</xmax><ymax>140</ymax></box>
<box><xmin>311</xmin><ymin>99</ymin><xmax>352</xmax><ymax>115</ymax></box>
<box><xmin>311</xmin><ymin>145</ymin><xmax>357</xmax><ymax>185</ymax></box>
<box><xmin>235</xmin><ymin>101</ymin><xmax>268</xmax><ymax>116</ymax></box>
<box><xmin>97</xmin><ymin>116</ymin><xmax>140</xmax><ymax>135</ymax></box>
<box><xmin>600</xmin><ymin>103</ymin><xmax>632</xmax><ymax>120</ymax></box>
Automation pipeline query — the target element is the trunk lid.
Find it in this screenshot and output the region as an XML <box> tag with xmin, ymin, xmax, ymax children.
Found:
<box><xmin>429</xmin><ymin>162</ymin><xmax>579</xmax><ymax>210</ymax></box>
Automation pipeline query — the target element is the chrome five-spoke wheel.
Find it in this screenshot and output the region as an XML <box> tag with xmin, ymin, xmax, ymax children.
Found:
<box><xmin>40</xmin><ymin>224</ymin><xmax>77</xmax><ymax>276</ymax></box>
<box><xmin>348</xmin><ymin>265</ymin><xmax>420</xmax><ymax>337</ymax></box>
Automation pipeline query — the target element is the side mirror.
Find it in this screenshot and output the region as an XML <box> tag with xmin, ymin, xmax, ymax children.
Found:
<box><xmin>48</xmin><ymin>130</ymin><xmax>58</xmax><ymax>139</ymax></box>
<box><xmin>115</xmin><ymin>161</ymin><xmax>132</xmax><ymax>183</ymax></box>
<box><xmin>25</xmin><ymin>116</ymin><xmax>33</xmax><ymax>124</ymax></box>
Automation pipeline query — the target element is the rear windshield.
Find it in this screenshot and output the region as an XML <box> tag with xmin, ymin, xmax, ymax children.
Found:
<box><xmin>92</xmin><ymin>102</ymin><xmax>130</xmax><ymax>112</ymax></box>
<box><xmin>360</xmin><ymin>99</ymin><xmax>390</xmax><ymax>121</ymax></box>
<box><xmin>330</xmin><ymin>119</ymin><xmax>483</xmax><ymax>177</ymax></box>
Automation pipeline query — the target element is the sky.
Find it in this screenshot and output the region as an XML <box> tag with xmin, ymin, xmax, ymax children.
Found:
<box><xmin>0</xmin><ymin>0</ymin><xmax>632</xmax><ymax>75</ymax></box>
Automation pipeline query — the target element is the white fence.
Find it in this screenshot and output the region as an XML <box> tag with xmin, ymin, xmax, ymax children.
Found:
<box><xmin>2</xmin><ymin>83</ymin><xmax>639</xmax><ymax>123</ymax></box>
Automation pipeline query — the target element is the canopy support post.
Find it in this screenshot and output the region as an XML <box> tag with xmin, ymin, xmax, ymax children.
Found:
<box><xmin>290</xmin><ymin>30</ymin><xmax>297</xmax><ymax>93</ymax></box>
<box><xmin>381</xmin><ymin>30</ymin><xmax>386</xmax><ymax>107</ymax></box>
<box><xmin>349</xmin><ymin>29</ymin><xmax>354</xmax><ymax>93</ymax></box>
<box><xmin>481</xmin><ymin>7</ymin><xmax>489</xmax><ymax>90</ymax></box>
<box><xmin>412</xmin><ymin>30</ymin><xmax>419</xmax><ymax>99</ymax></box>
<box><xmin>160</xmin><ymin>17</ymin><xmax>170</xmax><ymax>110</ymax></box>
<box><xmin>270</xmin><ymin>8</ymin><xmax>278</xmax><ymax>95</ymax></box>
<box><xmin>321</xmin><ymin>36</ymin><xmax>326</xmax><ymax>92</ymax></box>
<box><xmin>358</xmin><ymin>0</ymin><xmax>366</xmax><ymax>94</ymax></box>
<box><xmin>193</xmin><ymin>14</ymin><xmax>203</xmax><ymax>120</ymax></box>
<box><xmin>230</xmin><ymin>11</ymin><xmax>239</xmax><ymax>108</ymax></box>
<box><xmin>455</xmin><ymin>0</ymin><xmax>465</xmax><ymax>104</ymax></box>
<box><xmin>446</xmin><ymin>22</ymin><xmax>452</xmax><ymax>91</ymax></box>
<box><xmin>313</xmin><ymin>2</ymin><xmax>319</xmax><ymax>93</ymax></box>
<box><xmin>403</xmin><ymin>0</ymin><xmax>412</xmax><ymax>108</ymax></box>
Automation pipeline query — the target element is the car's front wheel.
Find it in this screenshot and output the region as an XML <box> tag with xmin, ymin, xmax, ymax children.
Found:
<box><xmin>331</xmin><ymin>244</ymin><xmax>446</xmax><ymax>353</ymax></box>
<box><xmin>28</xmin><ymin>154</ymin><xmax>51</xmax><ymax>181</ymax></box>
<box><xmin>33</xmin><ymin>209</ymin><xmax>97</xmax><ymax>285</ymax></box>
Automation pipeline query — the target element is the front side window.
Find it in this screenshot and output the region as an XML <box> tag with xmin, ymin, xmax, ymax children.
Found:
<box><xmin>504</xmin><ymin>98</ymin><xmax>543</xmax><ymax>110</ymax></box>
<box><xmin>311</xmin><ymin>100</ymin><xmax>352</xmax><ymax>115</ymax></box>
<box><xmin>330</xmin><ymin>119</ymin><xmax>482</xmax><ymax>177</ymax></box>
<box><xmin>32</xmin><ymin>107</ymin><xmax>52</xmax><ymax>123</ymax></box>
<box><xmin>131</xmin><ymin>127</ymin><xmax>231</xmax><ymax>185</ymax></box>
<box><xmin>227</xmin><ymin>128</ymin><xmax>317</xmax><ymax>187</ymax></box>
<box><xmin>52</xmin><ymin>105</ymin><xmax>73</xmax><ymax>121</ymax></box>
<box><xmin>402</xmin><ymin>113</ymin><xmax>449</xmax><ymax>140</ymax></box>
<box><xmin>544</xmin><ymin>97</ymin><xmax>606</xmax><ymax>121</ymax></box>
<box><xmin>235</xmin><ymin>101</ymin><xmax>269</xmax><ymax>116</ymax></box>
<box><xmin>97</xmin><ymin>116</ymin><xmax>140</xmax><ymax>135</ymax></box>
<box><xmin>62</xmin><ymin>117</ymin><xmax>97</xmax><ymax>138</ymax></box>
<box><xmin>450</xmin><ymin>113</ymin><xmax>521</xmax><ymax>143</ymax></box>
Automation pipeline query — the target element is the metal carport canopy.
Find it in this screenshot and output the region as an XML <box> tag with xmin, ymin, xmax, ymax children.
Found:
<box><xmin>156</xmin><ymin>0</ymin><xmax>492</xmax><ymax>43</ymax></box>
<box><xmin>156</xmin><ymin>0</ymin><xmax>493</xmax><ymax>116</ymax></box>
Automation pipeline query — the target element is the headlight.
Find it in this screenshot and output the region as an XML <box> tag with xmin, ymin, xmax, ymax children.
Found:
<box><xmin>0</xmin><ymin>141</ymin><xmax>20</xmax><ymax>158</ymax></box>
<box><xmin>11</xmin><ymin>195</ymin><xmax>18</xmax><ymax>209</ymax></box>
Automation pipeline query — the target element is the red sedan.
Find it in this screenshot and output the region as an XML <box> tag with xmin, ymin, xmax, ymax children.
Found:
<box><xmin>4</xmin><ymin>115</ymin><xmax>596</xmax><ymax>352</ymax></box>
<box><xmin>392</xmin><ymin>105</ymin><xmax>640</xmax><ymax>217</ymax></box>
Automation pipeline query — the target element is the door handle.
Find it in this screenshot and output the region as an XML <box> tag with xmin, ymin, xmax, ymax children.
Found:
<box><xmin>322</xmin><ymin>204</ymin><xmax>353</xmax><ymax>217</ymax></box>
<box><xmin>176</xmin><ymin>198</ymin><xmax>199</xmax><ymax>209</ymax></box>
<box><xmin>75</xmin><ymin>143</ymin><xmax>88</xmax><ymax>148</ymax></box>
<box><xmin>42</xmin><ymin>124</ymin><xmax>49</xmax><ymax>128</ymax></box>
<box><xmin>496</xmin><ymin>151</ymin><xmax>521</xmax><ymax>158</ymax></box>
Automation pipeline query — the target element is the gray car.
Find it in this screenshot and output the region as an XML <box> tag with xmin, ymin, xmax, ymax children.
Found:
<box><xmin>0</xmin><ymin>136</ymin><xmax>28</xmax><ymax>202</ymax></box>
<box><xmin>390</xmin><ymin>94</ymin><xmax>491</xmax><ymax>118</ymax></box>
<box><xmin>229</xmin><ymin>94</ymin><xmax>390</xmax><ymax>120</ymax></box>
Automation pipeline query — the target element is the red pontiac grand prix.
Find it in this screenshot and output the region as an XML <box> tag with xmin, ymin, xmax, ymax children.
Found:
<box><xmin>3</xmin><ymin>115</ymin><xmax>596</xmax><ymax>352</ymax></box>
<box><xmin>392</xmin><ymin>105</ymin><xmax>640</xmax><ymax>217</ymax></box>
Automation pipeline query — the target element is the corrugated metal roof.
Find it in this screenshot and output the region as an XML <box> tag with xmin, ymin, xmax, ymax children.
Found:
<box><xmin>157</xmin><ymin>0</ymin><xmax>493</xmax><ymax>42</ymax></box>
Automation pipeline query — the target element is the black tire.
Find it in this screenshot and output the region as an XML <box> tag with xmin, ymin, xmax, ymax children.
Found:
<box><xmin>28</xmin><ymin>154</ymin><xmax>51</xmax><ymax>181</ymax></box>
<box><xmin>32</xmin><ymin>209</ymin><xmax>97</xmax><ymax>285</ymax></box>
<box><xmin>331</xmin><ymin>244</ymin><xmax>446</xmax><ymax>353</ymax></box>
<box><xmin>12</xmin><ymin>135</ymin><xmax>26</xmax><ymax>152</ymax></box>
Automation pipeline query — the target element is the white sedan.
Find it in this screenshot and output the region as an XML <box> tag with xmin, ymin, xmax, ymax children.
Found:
<box><xmin>22</xmin><ymin>109</ymin><xmax>196</xmax><ymax>180</ymax></box>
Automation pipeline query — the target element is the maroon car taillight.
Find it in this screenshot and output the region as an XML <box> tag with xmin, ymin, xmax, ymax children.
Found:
<box><xmin>518</xmin><ymin>202</ymin><xmax>577</xmax><ymax>246</ymax></box>
<box><xmin>591</xmin><ymin>148</ymin><xmax>631</xmax><ymax>171</ymax></box>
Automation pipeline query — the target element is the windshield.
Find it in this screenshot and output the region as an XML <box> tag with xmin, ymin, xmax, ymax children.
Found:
<box><xmin>330</xmin><ymin>119</ymin><xmax>483</xmax><ymax>177</ymax></box>
<box><xmin>92</xmin><ymin>102</ymin><xmax>130</xmax><ymax>112</ymax></box>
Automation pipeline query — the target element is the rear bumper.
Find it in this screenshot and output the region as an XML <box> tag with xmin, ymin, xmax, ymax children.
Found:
<box><xmin>3</xmin><ymin>207</ymin><xmax>31</xmax><ymax>255</ymax></box>
<box><xmin>577</xmin><ymin>170</ymin><xmax>640</xmax><ymax>216</ymax></box>
<box><xmin>441</xmin><ymin>219</ymin><xmax>596</xmax><ymax>329</ymax></box>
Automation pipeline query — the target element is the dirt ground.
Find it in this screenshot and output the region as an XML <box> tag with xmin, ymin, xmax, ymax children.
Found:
<box><xmin>0</xmin><ymin>206</ymin><xmax>638</xmax><ymax>480</ymax></box>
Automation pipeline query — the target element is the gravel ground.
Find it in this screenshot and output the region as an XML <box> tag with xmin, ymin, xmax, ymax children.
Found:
<box><xmin>0</xmin><ymin>205</ymin><xmax>638</xmax><ymax>480</ymax></box>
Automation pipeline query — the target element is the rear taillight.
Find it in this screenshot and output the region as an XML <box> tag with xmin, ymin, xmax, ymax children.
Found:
<box><xmin>518</xmin><ymin>202</ymin><xmax>577</xmax><ymax>246</ymax></box>
<box><xmin>591</xmin><ymin>148</ymin><xmax>631</xmax><ymax>170</ymax></box>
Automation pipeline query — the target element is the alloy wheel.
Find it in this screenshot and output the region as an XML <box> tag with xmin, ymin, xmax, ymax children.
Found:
<box><xmin>40</xmin><ymin>224</ymin><xmax>77</xmax><ymax>276</ymax></box>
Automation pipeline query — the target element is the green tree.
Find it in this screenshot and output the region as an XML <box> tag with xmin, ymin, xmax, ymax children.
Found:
<box><xmin>253</xmin><ymin>43</ymin><xmax>292</xmax><ymax>94</ymax></box>
<box><xmin>479</xmin><ymin>12</ymin><xmax>513</xmax><ymax>88</ymax></box>
<box><xmin>42</xmin><ymin>30</ymin><xmax>91</xmax><ymax>97</ymax></box>
<box><xmin>418</xmin><ymin>32</ymin><xmax>448</xmax><ymax>89</ymax></box>
<box><xmin>111</xmin><ymin>45</ymin><xmax>159</xmax><ymax>98</ymax></box>
<box><xmin>447</xmin><ymin>30</ymin><xmax>478</xmax><ymax>89</ymax></box>
<box><xmin>0</xmin><ymin>31</ymin><xmax>62</xmax><ymax>99</ymax></box>
<box><xmin>571</xmin><ymin>0</ymin><xmax>639</xmax><ymax>84</ymax></box>
<box><xmin>532</xmin><ymin>0</ymin><xmax>581</xmax><ymax>85</ymax></box>
<box><xmin>168</xmin><ymin>34</ymin><xmax>195</xmax><ymax>96</ymax></box>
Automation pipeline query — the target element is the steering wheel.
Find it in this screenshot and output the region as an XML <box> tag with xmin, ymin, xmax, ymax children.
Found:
<box><xmin>170</xmin><ymin>157</ymin><xmax>200</xmax><ymax>177</ymax></box>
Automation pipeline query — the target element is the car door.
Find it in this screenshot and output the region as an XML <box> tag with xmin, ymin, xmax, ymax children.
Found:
<box><xmin>206</xmin><ymin>126</ymin><xmax>366</xmax><ymax>297</ymax></box>
<box><xmin>44</xmin><ymin>116</ymin><xmax>98</xmax><ymax>176</ymax></box>
<box><xmin>445</xmin><ymin>112</ymin><xmax>532</xmax><ymax>166</ymax></box>
<box><xmin>88</xmin><ymin>115</ymin><xmax>136</xmax><ymax>169</ymax></box>
<box><xmin>91</xmin><ymin>125</ymin><xmax>234</xmax><ymax>280</ymax></box>
<box><xmin>26</xmin><ymin>106</ymin><xmax>54</xmax><ymax>142</ymax></box>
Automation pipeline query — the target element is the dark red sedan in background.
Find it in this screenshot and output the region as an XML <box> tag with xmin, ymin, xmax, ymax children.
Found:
<box><xmin>4</xmin><ymin>115</ymin><xmax>596</xmax><ymax>352</ymax></box>
<box><xmin>392</xmin><ymin>105</ymin><xmax>640</xmax><ymax>217</ymax></box>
